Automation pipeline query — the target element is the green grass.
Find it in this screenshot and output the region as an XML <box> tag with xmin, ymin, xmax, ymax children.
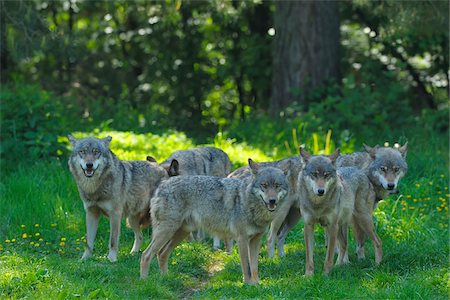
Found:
<box><xmin>1</xmin><ymin>130</ymin><xmax>449</xmax><ymax>299</ymax></box>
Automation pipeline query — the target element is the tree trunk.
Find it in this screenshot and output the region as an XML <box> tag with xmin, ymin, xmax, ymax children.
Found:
<box><xmin>271</xmin><ymin>1</ymin><xmax>341</xmax><ymax>116</ymax></box>
<box><xmin>0</xmin><ymin>1</ymin><xmax>8</xmax><ymax>83</ymax></box>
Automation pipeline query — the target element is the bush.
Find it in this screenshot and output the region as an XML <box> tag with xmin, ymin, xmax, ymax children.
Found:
<box><xmin>0</xmin><ymin>84</ymin><xmax>70</xmax><ymax>172</ymax></box>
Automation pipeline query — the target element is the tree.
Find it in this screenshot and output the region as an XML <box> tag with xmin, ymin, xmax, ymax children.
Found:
<box><xmin>271</xmin><ymin>1</ymin><xmax>341</xmax><ymax>116</ymax></box>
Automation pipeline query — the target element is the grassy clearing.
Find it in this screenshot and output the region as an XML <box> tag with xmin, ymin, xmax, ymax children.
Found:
<box><xmin>0</xmin><ymin>130</ymin><xmax>448</xmax><ymax>298</ymax></box>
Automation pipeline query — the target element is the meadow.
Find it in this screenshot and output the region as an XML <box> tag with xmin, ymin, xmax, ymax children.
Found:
<box><xmin>1</xmin><ymin>130</ymin><xmax>448</xmax><ymax>299</ymax></box>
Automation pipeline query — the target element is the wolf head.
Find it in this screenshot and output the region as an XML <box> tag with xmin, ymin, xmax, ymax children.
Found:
<box><xmin>300</xmin><ymin>147</ymin><xmax>340</xmax><ymax>197</ymax></box>
<box><xmin>248</xmin><ymin>158</ymin><xmax>290</xmax><ymax>212</ymax></box>
<box><xmin>364</xmin><ymin>143</ymin><xmax>408</xmax><ymax>192</ymax></box>
<box><xmin>68</xmin><ymin>135</ymin><xmax>112</xmax><ymax>178</ymax></box>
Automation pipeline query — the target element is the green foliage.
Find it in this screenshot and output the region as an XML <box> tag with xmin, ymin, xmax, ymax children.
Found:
<box><xmin>0</xmin><ymin>84</ymin><xmax>70</xmax><ymax>172</ymax></box>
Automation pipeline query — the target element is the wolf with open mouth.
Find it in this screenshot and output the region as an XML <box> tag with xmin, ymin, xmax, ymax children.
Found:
<box><xmin>68</xmin><ymin>135</ymin><xmax>167</xmax><ymax>262</ymax></box>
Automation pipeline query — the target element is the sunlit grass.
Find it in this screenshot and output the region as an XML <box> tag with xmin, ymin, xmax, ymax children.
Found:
<box><xmin>1</xmin><ymin>130</ymin><xmax>449</xmax><ymax>298</ymax></box>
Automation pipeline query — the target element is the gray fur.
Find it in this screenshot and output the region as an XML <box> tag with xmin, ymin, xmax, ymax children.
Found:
<box><xmin>296</xmin><ymin>148</ymin><xmax>350</xmax><ymax>276</ymax></box>
<box><xmin>68</xmin><ymin>135</ymin><xmax>167</xmax><ymax>262</ymax></box>
<box><xmin>337</xmin><ymin>144</ymin><xmax>408</xmax><ymax>200</ymax></box>
<box><xmin>140</xmin><ymin>162</ymin><xmax>290</xmax><ymax>285</ymax></box>
<box><xmin>228</xmin><ymin>156</ymin><xmax>303</xmax><ymax>258</ymax></box>
<box><xmin>336</xmin><ymin>167</ymin><xmax>382</xmax><ymax>265</ymax></box>
<box><xmin>160</xmin><ymin>146</ymin><xmax>232</xmax><ymax>177</ymax></box>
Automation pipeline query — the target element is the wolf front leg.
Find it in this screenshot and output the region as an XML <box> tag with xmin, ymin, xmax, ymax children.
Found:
<box><xmin>248</xmin><ymin>232</ymin><xmax>264</xmax><ymax>285</ymax></box>
<box><xmin>237</xmin><ymin>235</ymin><xmax>252</xmax><ymax>284</ymax></box>
<box><xmin>324</xmin><ymin>222</ymin><xmax>338</xmax><ymax>275</ymax></box>
<box><xmin>304</xmin><ymin>223</ymin><xmax>315</xmax><ymax>276</ymax></box>
<box><xmin>336</xmin><ymin>223</ymin><xmax>349</xmax><ymax>265</ymax></box>
<box><xmin>108</xmin><ymin>212</ymin><xmax>122</xmax><ymax>262</ymax></box>
<box><xmin>82</xmin><ymin>208</ymin><xmax>100</xmax><ymax>260</ymax></box>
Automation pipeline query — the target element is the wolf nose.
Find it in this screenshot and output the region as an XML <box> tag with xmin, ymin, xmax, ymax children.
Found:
<box><xmin>86</xmin><ymin>163</ymin><xmax>94</xmax><ymax>169</ymax></box>
<box><xmin>317</xmin><ymin>189</ymin><xmax>325</xmax><ymax>195</ymax></box>
<box><xmin>387</xmin><ymin>183</ymin><xmax>395</xmax><ymax>190</ymax></box>
<box><xmin>269</xmin><ymin>199</ymin><xmax>276</xmax><ymax>205</ymax></box>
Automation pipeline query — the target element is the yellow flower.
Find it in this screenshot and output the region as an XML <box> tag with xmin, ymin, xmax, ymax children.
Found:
<box><xmin>406</xmin><ymin>195</ymin><xmax>412</xmax><ymax>199</ymax></box>
<box><xmin>35</xmin><ymin>233</ymin><xmax>40</xmax><ymax>237</ymax></box>
<box><xmin>429</xmin><ymin>182</ymin><xmax>433</xmax><ymax>185</ymax></box>
<box><xmin>35</xmin><ymin>243</ymin><xmax>40</xmax><ymax>247</ymax></box>
<box><xmin>39</xmin><ymin>238</ymin><xmax>43</xmax><ymax>242</ymax></box>
<box><xmin>61</xmin><ymin>237</ymin><xmax>66</xmax><ymax>242</ymax></box>
<box><xmin>30</xmin><ymin>241</ymin><xmax>34</xmax><ymax>245</ymax></box>
<box><xmin>5</xmin><ymin>239</ymin><xmax>10</xmax><ymax>243</ymax></box>
<box><xmin>21</xmin><ymin>224</ymin><xmax>26</xmax><ymax>228</ymax></box>
<box><xmin>415</xmin><ymin>183</ymin><xmax>421</xmax><ymax>188</ymax></box>
<box><xmin>60</xmin><ymin>242</ymin><xmax>65</xmax><ymax>247</ymax></box>
<box><xmin>59</xmin><ymin>249</ymin><xmax>65</xmax><ymax>254</ymax></box>
<box><xmin>437</xmin><ymin>207</ymin><xmax>442</xmax><ymax>212</ymax></box>
<box><xmin>0</xmin><ymin>247</ymin><xmax>3</xmax><ymax>251</ymax></box>
<box><xmin>22</xmin><ymin>233</ymin><xmax>27</xmax><ymax>239</ymax></box>
<box><xmin>413</xmin><ymin>199</ymin><xmax>417</xmax><ymax>202</ymax></box>
<box><xmin>51</xmin><ymin>223</ymin><xmax>57</xmax><ymax>227</ymax></box>
<box><xmin>437</xmin><ymin>191</ymin><xmax>442</xmax><ymax>194</ymax></box>
<box><xmin>34</xmin><ymin>224</ymin><xmax>39</xmax><ymax>227</ymax></box>
<box><xmin>11</xmin><ymin>239</ymin><xmax>16</xmax><ymax>243</ymax></box>
<box><xmin>76</xmin><ymin>247</ymin><xmax>80</xmax><ymax>250</ymax></box>
<box><xmin>46</xmin><ymin>242</ymin><xmax>50</xmax><ymax>245</ymax></box>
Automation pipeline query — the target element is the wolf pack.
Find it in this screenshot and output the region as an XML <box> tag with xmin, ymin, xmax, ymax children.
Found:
<box><xmin>68</xmin><ymin>135</ymin><xmax>408</xmax><ymax>285</ymax></box>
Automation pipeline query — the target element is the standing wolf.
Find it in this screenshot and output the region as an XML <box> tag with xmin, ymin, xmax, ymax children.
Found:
<box><xmin>335</xmin><ymin>143</ymin><xmax>407</xmax><ymax>261</ymax></box>
<box><xmin>296</xmin><ymin>148</ymin><xmax>354</xmax><ymax>276</ymax></box>
<box><xmin>228</xmin><ymin>156</ymin><xmax>303</xmax><ymax>258</ymax></box>
<box><xmin>68</xmin><ymin>135</ymin><xmax>167</xmax><ymax>262</ymax></box>
<box><xmin>140</xmin><ymin>159</ymin><xmax>290</xmax><ymax>285</ymax></box>
<box><xmin>148</xmin><ymin>146</ymin><xmax>233</xmax><ymax>251</ymax></box>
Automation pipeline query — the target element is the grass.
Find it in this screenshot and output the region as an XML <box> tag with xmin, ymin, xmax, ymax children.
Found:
<box><xmin>1</xmin><ymin>130</ymin><xmax>449</xmax><ymax>299</ymax></box>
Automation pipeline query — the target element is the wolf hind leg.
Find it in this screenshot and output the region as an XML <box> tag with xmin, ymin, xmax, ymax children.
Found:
<box><xmin>157</xmin><ymin>228</ymin><xmax>190</xmax><ymax>274</ymax></box>
<box><xmin>140</xmin><ymin>225</ymin><xmax>179</xmax><ymax>279</ymax></box>
<box><xmin>358</xmin><ymin>214</ymin><xmax>382</xmax><ymax>264</ymax></box>
<box><xmin>352</xmin><ymin>216</ymin><xmax>366</xmax><ymax>260</ymax></box>
<box><xmin>128</xmin><ymin>215</ymin><xmax>143</xmax><ymax>254</ymax></box>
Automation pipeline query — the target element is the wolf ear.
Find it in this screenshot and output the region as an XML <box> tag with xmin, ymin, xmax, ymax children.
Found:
<box><xmin>328</xmin><ymin>148</ymin><xmax>340</xmax><ymax>164</ymax></box>
<box><xmin>398</xmin><ymin>142</ymin><xmax>408</xmax><ymax>158</ymax></box>
<box><xmin>248</xmin><ymin>158</ymin><xmax>260</xmax><ymax>175</ymax></box>
<box><xmin>146</xmin><ymin>156</ymin><xmax>157</xmax><ymax>163</ymax></box>
<box><xmin>68</xmin><ymin>134</ymin><xmax>77</xmax><ymax>147</ymax></box>
<box><xmin>168</xmin><ymin>159</ymin><xmax>179</xmax><ymax>176</ymax></box>
<box><xmin>363</xmin><ymin>144</ymin><xmax>378</xmax><ymax>159</ymax></box>
<box><xmin>299</xmin><ymin>147</ymin><xmax>310</xmax><ymax>163</ymax></box>
<box><xmin>278</xmin><ymin>160</ymin><xmax>291</xmax><ymax>176</ymax></box>
<box><xmin>102</xmin><ymin>136</ymin><xmax>112</xmax><ymax>147</ymax></box>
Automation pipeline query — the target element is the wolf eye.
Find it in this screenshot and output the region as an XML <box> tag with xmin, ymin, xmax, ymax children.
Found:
<box><xmin>393</xmin><ymin>166</ymin><xmax>400</xmax><ymax>172</ymax></box>
<box><xmin>78</xmin><ymin>150</ymin><xmax>85</xmax><ymax>155</ymax></box>
<box><xmin>261</xmin><ymin>183</ymin><xmax>268</xmax><ymax>189</ymax></box>
<box><xmin>323</xmin><ymin>172</ymin><xmax>330</xmax><ymax>178</ymax></box>
<box><xmin>93</xmin><ymin>148</ymin><xmax>100</xmax><ymax>155</ymax></box>
<box><xmin>274</xmin><ymin>183</ymin><xmax>281</xmax><ymax>188</ymax></box>
<box><xmin>380</xmin><ymin>166</ymin><xmax>387</xmax><ymax>172</ymax></box>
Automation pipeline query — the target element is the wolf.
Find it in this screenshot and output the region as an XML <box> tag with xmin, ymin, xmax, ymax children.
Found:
<box><xmin>336</xmin><ymin>143</ymin><xmax>408</xmax><ymax>201</ymax></box>
<box><xmin>148</xmin><ymin>146</ymin><xmax>233</xmax><ymax>251</ymax></box>
<box><xmin>156</xmin><ymin>146</ymin><xmax>232</xmax><ymax>177</ymax></box>
<box><xmin>140</xmin><ymin>159</ymin><xmax>290</xmax><ymax>285</ymax></box>
<box><xmin>68</xmin><ymin>135</ymin><xmax>167</xmax><ymax>262</ymax></box>
<box><xmin>227</xmin><ymin>156</ymin><xmax>303</xmax><ymax>258</ymax></box>
<box><xmin>295</xmin><ymin>148</ymin><xmax>356</xmax><ymax>276</ymax></box>
<box><xmin>335</xmin><ymin>167</ymin><xmax>382</xmax><ymax>265</ymax></box>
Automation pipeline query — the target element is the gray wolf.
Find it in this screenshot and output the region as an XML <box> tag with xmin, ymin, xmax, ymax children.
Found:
<box><xmin>336</xmin><ymin>167</ymin><xmax>382</xmax><ymax>265</ymax></box>
<box><xmin>296</xmin><ymin>148</ymin><xmax>354</xmax><ymax>276</ymax></box>
<box><xmin>148</xmin><ymin>146</ymin><xmax>233</xmax><ymax>251</ymax></box>
<box><xmin>336</xmin><ymin>143</ymin><xmax>408</xmax><ymax>201</ymax></box>
<box><xmin>227</xmin><ymin>156</ymin><xmax>303</xmax><ymax>258</ymax></box>
<box><xmin>140</xmin><ymin>159</ymin><xmax>290</xmax><ymax>285</ymax></box>
<box><xmin>157</xmin><ymin>146</ymin><xmax>232</xmax><ymax>177</ymax></box>
<box><xmin>68</xmin><ymin>135</ymin><xmax>167</xmax><ymax>262</ymax></box>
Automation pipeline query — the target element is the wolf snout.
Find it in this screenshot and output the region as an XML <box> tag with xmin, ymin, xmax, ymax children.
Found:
<box><xmin>269</xmin><ymin>199</ymin><xmax>276</xmax><ymax>205</ymax></box>
<box><xmin>317</xmin><ymin>188</ymin><xmax>325</xmax><ymax>196</ymax></box>
<box><xmin>387</xmin><ymin>183</ymin><xmax>395</xmax><ymax>190</ymax></box>
<box><xmin>86</xmin><ymin>162</ymin><xmax>94</xmax><ymax>169</ymax></box>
